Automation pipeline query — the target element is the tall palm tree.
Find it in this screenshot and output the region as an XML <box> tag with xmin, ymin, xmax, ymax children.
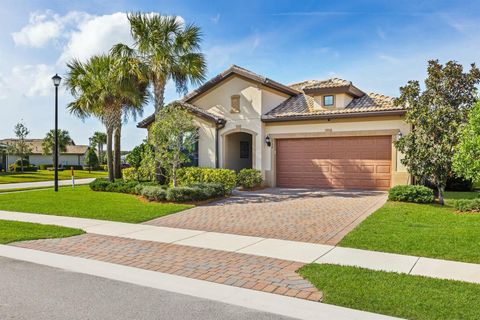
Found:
<box><xmin>42</xmin><ymin>129</ymin><xmax>73</xmax><ymax>167</ymax></box>
<box><xmin>65</xmin><ymin>54</ymin><xmax>148</xmax><ymax>181</ymax></box>
<box><xmin>89</xmin><ymin>131</ymin><xmax>107</xmax><ymax>164</ymax></box>
<box><xmin>112</xmin><ymin>12</ymin><xmax>207</xmax><ymax>116</ymax></box>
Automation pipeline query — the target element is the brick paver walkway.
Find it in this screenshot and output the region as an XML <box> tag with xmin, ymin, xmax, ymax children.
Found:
<box><xmin>146</xmin><ymin>188</ymin><xmax>386</xmax><ymax>244</ymax></box>
<box><xmin>12</xmin><ymin>234</ymin><xmax>322</xmax><ymax>301</ymax></box>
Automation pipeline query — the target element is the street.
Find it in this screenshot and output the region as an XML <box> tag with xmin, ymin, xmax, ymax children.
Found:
<box><xmin>0</xmin><ymin>257</ymin><xmax>294</xmax><ymax>320</ymax></box>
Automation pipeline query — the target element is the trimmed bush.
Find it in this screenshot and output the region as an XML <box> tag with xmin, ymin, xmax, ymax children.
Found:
<box><xmin>237</xmin><ymin>169</ymin><xmax>263</xmax><ymax>189</ymax></box>
<box><xmin>454</xmin><ymin>198</ymin><xmax>480</xmax><ymax>212</ymax></box>
<box><xmin>190</xmin><ymin>182</ymin><xmax>225</xmax><ymax>198</ymax></box>
<box><xmin>89</xmin><ymin>178</ymin><xmax>138</xmax><ymax>194</ymax></box>
<box><xmin>176</xmin><ymin>167</ymin><xmax>237</xmax><ymax>193</ymax></box>
<box><xmin>166</xmin><ymin>186</ymin><xmax>205</xmax><ymax>202</ymax></box>
<box><xmin>39</xmin><ymin>164</ymin><xmax>53</xmax><ymax>170</ymax></box>
<box><xmin>388</xmin><ymin>185</ymin><xmax>435</xmax><ymax>203</ymax></box>
<box><xmin>141</xmin><ymin>186</ymin><xmax>167</xmax><ymax>201</ymax></box>
<box><xmin>134</xmin><ymin>182</ymin><xmax>165</xmax><ymax>195</ymax></box>
<box><xmin>9</xmin><ymin>164</ymin><xmax>38</xmax><ymax>172</ymax></box>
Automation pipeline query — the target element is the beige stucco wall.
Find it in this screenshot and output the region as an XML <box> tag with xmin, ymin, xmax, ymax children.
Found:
<box><xmin>191</xmin><ymin>75</ymin><xmax>289</xmax><ymax>172</ymax></box>
<box><xmin>195</xmin><ymin>117</ymin><xmax>216</xmax><ymax>168</ymax></box>
<box><xmin>312</xmin><ymin>93</ymin><xmax>353</xmax><ymax>110</ymax></box>
<box><xmin>5</xmin><ymin>154</ymin><xmax>84</xmax><ymax>168</ymax></box>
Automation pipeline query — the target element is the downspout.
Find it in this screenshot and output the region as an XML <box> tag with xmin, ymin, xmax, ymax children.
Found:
<box><xmin>215</xmin><ymin>120</ymin><xmax>226</xmax><ymax>168</ymax></box>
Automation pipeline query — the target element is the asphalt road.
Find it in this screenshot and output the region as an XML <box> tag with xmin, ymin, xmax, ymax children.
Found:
<box><xmin>0</xmin><ymin>257</ymin><xmax>296</xmax><ymax>320</ymax></box>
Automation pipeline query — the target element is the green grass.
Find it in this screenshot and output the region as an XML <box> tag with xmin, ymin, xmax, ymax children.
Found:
<box><xmin>0</xmin><ymin>185</ymin><xmax>193</xmax><ymax>223</ymax></box>
<box><xmin>299</xmin><ymin>264</ymin><xmax>480</xmax><ymax>320</ymax></box>
<box><xmin>340</xmin><ymin>191</ymin><xmax>480</xmax><ymax>263</ymax></box>
<box><xmin>0</xmin><ymin>170</ymin><xmax>108</xmax><ymax>184</ymax></box>
<box><xmin>0</xmin><ymin>219</ymin><xmax>84</xmax><ymax>244</ymax></box>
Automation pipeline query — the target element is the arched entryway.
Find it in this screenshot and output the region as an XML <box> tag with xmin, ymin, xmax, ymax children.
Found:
<box><xmin>223</xmin><ymin>131</ymin><xmax>254</xmax><ymax>171</ymax></box>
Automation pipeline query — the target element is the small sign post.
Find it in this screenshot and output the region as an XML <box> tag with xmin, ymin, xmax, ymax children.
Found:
<box><xmin>71</xmin><ymin>166</ymin><xmax>75</xmax><ymax>189</ymax></box>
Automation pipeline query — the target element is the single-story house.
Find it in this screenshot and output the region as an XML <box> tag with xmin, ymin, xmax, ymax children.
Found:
<box><xmin>138</xmin><ymin>65</ymin><xmax>410</xmax><ymax>190</ymax></box>
<box><xmin>0</xmin><ymin>139</ymin><xmax>88</xmax><ymax>169</ymax></box>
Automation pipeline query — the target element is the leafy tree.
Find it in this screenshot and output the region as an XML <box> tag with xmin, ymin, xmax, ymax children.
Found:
<box><xmin>112</xmin><ymin>13</ymin><xmax>206</xmax><ymax>115</ymax></box>
<box><xmin>453</xmin><ymin>101</ymin><xmax>480</xmax><ymax>182</ymax></box>
<box><xmin>151</xmin><ymin>104</ymin><xmax>198</xmax><ymax>186</ymax></box>
<box><xmin>89</xmin><ymin>132</ymin><xmax>107</xmax><ymax>165</ymax></box>
<box><xmin>42</xmin><ymin>129</ymin><xmax>73</xmax><ymax>167</ymax></box>
<box><xmin>65</xmin><ymin>54</ymin><xmax>148</xmax><ymax>181</ymax></box>
<box><xmin>138</xmin><ymin>143</ymin><xmax>155</xmax><ymax>182</ymax></box>
<box><xmin>126</xmin><ymin>141</ymin><xmax>151</xmax><ymax>169</ymax></box>
<box><xmin>395</xmin><ymin>60</ymin><xmax>480</xmax><ymax>205</ymax></box>
<box><xmin>84</xmin><ymin>147</ymin><xmax>99</xmax><ymax>172</ymax></box>
<box><xmin>7</xmin><ymin>122</ymin><xmax>32</xmax><ymax>172</ymax></box>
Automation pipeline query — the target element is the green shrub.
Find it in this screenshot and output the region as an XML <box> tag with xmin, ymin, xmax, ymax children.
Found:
<box><xmin>122</xmin><ymin>167</ymin><xmax>138</xmax><ymax>181</ymax></box>
<box><xmin>166</xmin><ymin>186</ymin><xmax>205</xmax><ymax>202</ymax></box>
<box><xmin>454</xmin><ymin>198</ymin><xmax>480</xmax><ymax>212</ymax></box>
<box><xmin>67</xmin><ymin>165</ymin><xmax>84</xmax><ymax>170</ymax></box>
<box><xmin>388</xmin><ymin>185</ymin><xmax>435</xmax><ymax>203</ymax></box>
<box><xmin>39</xmin><ymin>164</ymin><xmax>53</xmax><ymax>170</ymax></box>
<box><xmin>9</xmin><ymin>164</ymin><xmax>37</xmax><ymax>172</ymax></box>
<box><xmin>89</xmin><ymin>178</ymin><xmax>138</xmax><ymax>194</ymax></box>
<box><xmin>237</xmin><ymin>169</ymin><xmax>263</xmax><ymax>189</ymax></box>
<box><xmin>176</xmin><ymin>167</ymin><xmax>237</xmax><ymax>193</ymax></box>
<box><xmin>141</xmin><ymin>186</ymin><xmax>167</xmax><ymax>201</ymax></box>
<box><xmin>190</xmin><ymin>182</ymin><xmax>226</xmax><ymax>198</ymax></box>
<box><xmin>134</xmin><ymin>182</ymin><xmax>165</xmax><ymax>195</ymax></box>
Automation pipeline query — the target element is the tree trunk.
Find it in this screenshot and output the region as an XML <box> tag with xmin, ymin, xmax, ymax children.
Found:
<box><xmin>106</xmin><ymin>127</ymin><xmax>114</xmax><ymax>182</ymax></box>
<box><xmin>437</xmin><ymin>185</ymin><xmax>445</xmax><ymax>206</ymax></box>
<box><xmin>153</xmin><ymin>79</ymin><xmax>166</xmax><ymax>184</ymax></box>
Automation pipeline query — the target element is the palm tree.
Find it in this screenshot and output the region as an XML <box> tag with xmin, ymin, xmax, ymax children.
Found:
<box><xmin>65</xmin><ymin>54</ymin><xmax>148</xmax><ymax>181</ymax></box>
<box><xmin>42</xmin><ymin>129</ymin><xmax>73</xmax><ymax>167</ymax></box>
<box><xmin>89</xmin><ymin>131</ymin><xmax>107</xmax><ymax>164</ymax></box>
<box><xmin>112</xmin><ymin>12</ymin><xmax>207</xmax><ymax>116</ymax></box>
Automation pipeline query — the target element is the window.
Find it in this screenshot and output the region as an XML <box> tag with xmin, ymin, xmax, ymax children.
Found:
<box><xmin>231</xmin><ymin>94</ymin><xmax>240</xmax><ymax>113</ymax></box>
<box><xmin>240</xmin><ymin>141</ymin><xmax>249</xmax><ymax>159</ymax></box>
<box><xmin>323</xmin><ymin>95</ymin><xmax>334</xmax><ymax>107</ymax></box>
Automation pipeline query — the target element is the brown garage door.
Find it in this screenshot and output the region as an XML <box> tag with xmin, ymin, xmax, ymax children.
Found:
<box><xmin>276</xmin><ymin>136</ymin><xmax>392</xmax><ymax>190</ymax></box>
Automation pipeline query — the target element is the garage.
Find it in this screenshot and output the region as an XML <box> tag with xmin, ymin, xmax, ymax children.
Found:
<box><xmin>275</xmin><ymin>136</ymin><xmax>392</xmax><ymax>190</ymax></box>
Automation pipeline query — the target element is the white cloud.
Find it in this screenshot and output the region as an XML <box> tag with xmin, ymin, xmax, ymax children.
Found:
<box><xmin>206</xmin><ymin>36</ymin><xmax>262</xmax><ymax>69</ymax></box>
<box><xmin>11</xmin><ymin>10</ymin><xmax>91</xmax><ymax>48</ymax></box>
<box><xmin>11</xmin><ymin>64</ymin><xmax>55</xmax><ymax>97</ymax></box>
<box><xmin>59</xmin><ymin>12</ymin><xmax>133</xmax><ymax>63</ymax></box>
<box><xmin>211</xmin><ymin>14</ymin><xmax>220</xmax><ymax>24</ymax></box>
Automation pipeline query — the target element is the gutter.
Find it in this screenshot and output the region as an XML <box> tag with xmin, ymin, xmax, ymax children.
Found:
<box><xmin>261</xmin><ymin>109</ymin><xmax>406</xmax><ymax>123</ymax></box>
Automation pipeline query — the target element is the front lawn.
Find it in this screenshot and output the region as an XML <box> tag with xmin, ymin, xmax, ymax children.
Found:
<box><xmin>0</xmin><ymin>219</ymin><xmax>84</xmax><ymax>244</ymax></box>
<box><xmin>340</xmin><ymin>191</ymin><xmax>480</xmax><ymax>263</ymax></box>
<box><xmin>0</xmin><ymin>186</ymin><xmax>192</xmax><ymax>223</ymax></box>
<box><xmin>299</xmin><ymin>263</ymin><xmax>480</xmax><ymax>320</ymax></box>
<box><xmin>0</xmin><ymin>170</ymin><xmax>108</xmax><ymax>184</ymax></box>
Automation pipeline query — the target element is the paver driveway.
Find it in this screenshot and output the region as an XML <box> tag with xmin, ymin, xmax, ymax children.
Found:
<box><xmin>146</xmin><ymin>188</ymin><xmax>387</xmax><ymax>245</ymax></box>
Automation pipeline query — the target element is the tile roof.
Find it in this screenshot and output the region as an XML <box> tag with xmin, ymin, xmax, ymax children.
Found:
<box><xmin>290</xmin><ymin>78</ymin><xmax>352</xmax><ymax>90</ymax></box>
<box><xmin>0</xmin><ymin>139</ymin><xmax>88</xmax><ymax>155</ymax></box>
<box><xmin>262</xmin><ymin>92</ymin><xmax>405</xmax><ymax>121</ymax></box>
<box><xmin>137</xmin><ymin>100</ymin><xmax>225</xmax><ymax>129</ymax></box>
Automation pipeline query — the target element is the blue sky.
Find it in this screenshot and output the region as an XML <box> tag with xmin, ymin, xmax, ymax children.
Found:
<box><xmin>1</xmin><ymin>0</ymin><xmax>479</xmax><ymax>149</ymax></box>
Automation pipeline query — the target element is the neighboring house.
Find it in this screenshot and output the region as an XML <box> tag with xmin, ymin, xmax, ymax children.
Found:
<box><xmin>138</xmin><ymin>65</ymin><xmax>410</xmax><ymax>190</ymax></box>
<box><xmin>0</xmin><ymin>142</ymin><xmax>7</xmax><ymax>171</ymax></box>
<box><xmin>0</xmin><ymin>139</ymin><xmax>88</xmax><ymax>168</ymax></box>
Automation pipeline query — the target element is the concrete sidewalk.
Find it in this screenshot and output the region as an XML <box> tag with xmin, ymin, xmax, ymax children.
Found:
<box><xmin>0</xmin><ymin>178</ymin><xmax>95</xmax><ymax>190</ymax></box>
<box><xmin>1</xmin><ymin>210</ymin><xmax>480</xmax><ymax>285</ymax></box>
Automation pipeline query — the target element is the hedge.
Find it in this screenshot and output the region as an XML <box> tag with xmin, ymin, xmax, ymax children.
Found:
<box><xmin>176</xmin><ymin>167</ymin><xmax>237</xmax><ymax>193</ymax></box>
<box><xmin>454</xmin><ymin>198</ymin><xmax>480</xmax><ymax>212</ymax></box>
<box><xmin>388</xmin><ymin>185</ymin><xmax>435</xmax><ymax>203</ymax></box>
<box><xmin>89</xmin><ymin>179</ymin><xmax>138</xmax><ymax>194</ymax></box>
<box><xmin>237</xmin><ymin>169</ymin><xmax>263</xmax><ymax>189</ymax></box>
<box><xmin>141</xmin><ymin>186</ymin><xmax>167</xmax><ymax>201</ymax></box>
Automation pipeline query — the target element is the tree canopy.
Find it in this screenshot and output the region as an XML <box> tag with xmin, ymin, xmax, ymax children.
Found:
<box><xmin>395</xmin><ymin>60</ymin><xmax>480</xmax><ymax>204</ymax></box>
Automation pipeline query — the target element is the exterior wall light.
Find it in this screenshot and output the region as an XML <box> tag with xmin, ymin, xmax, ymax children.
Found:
<box><xmin>265</xmin><ymin>135</ymin><xmax>271</xmax><ymax>147</ymax></box>
<box><xmin>396</xmin><ymin>131</ymin><xmax>403</xmax><ymax>141</ymax></box>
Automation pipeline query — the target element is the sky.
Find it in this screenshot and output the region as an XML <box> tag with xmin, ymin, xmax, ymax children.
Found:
<box><xmin>1</xmin><ymin>0</ymin><xmax>479</xmax><ymax>150</ymax></box>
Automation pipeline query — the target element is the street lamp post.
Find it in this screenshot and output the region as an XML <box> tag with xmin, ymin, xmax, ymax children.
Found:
<box><xmin>52</xmin><ymin>74</ymin><xmax>62</xmax><ymax>192</ymax></box>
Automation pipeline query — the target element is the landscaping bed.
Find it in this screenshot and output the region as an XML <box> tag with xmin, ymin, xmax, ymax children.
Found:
<box><xmin>299</xmin><ymin>263</ymin><xmax>480</xmax><ymax>320</ymax></box>
<box><xmin>0</xmin><ymin>219</ymin><xmax>84</xmax><ymax>244</ymax></box>
<box><xmin>0</xmin><ymin>186</ymin><xmax>192</xmax><ymax>223</ymax></box>
<box><xmin>340</xmin><ymin>191</ymin><xmax>480</xmax><ymax>263</ymax></box>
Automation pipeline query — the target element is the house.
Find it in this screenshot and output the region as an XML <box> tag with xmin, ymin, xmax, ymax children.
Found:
<box><xmin>138</xmin><ymin>65</ymin><xmax>410</xmax><ymax>190</ymax></box>
<box><xmin>0</xmin><ymin>139</ymin><xmax>89</xmax><ymax>169</ymax></box>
